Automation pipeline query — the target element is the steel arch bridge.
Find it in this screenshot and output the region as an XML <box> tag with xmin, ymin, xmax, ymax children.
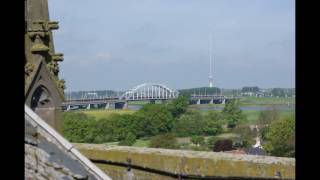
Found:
<box><xmin>120</xmin><ymin>83</ymin><xmax>178</xmax><ymax>101</ymax></box>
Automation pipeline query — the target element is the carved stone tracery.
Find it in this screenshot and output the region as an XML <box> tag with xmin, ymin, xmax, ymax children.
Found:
<box><xmin>25</xmin><ymin>0</ymin><xmax>65</xmax><ymax>130</ymax></box>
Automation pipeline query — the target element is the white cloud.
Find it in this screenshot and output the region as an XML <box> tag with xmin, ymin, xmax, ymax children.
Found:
<box><xmin>96</xmin><ymin>52</ymin><xmax>112</xmax><ymax>62</ymax></box>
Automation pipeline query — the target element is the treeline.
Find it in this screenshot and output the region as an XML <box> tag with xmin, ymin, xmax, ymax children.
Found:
<box><xmin>62</xmin><ymin>96</ymin><xmax>189</xmax><ymax>145</ymax></box>
<box><xmin>62</xmin><ymin>97</ymin><xmax>244</xmax><ymax>146</ymax></box>
<box><xmin>61</xmin><ymin>98</ymin><xmax>295</xmax><ymax>157</ymax></box>
<box><xmin>270</xmin><ymin>88</ymin><xmax>295</xmax><ymax>97</ymax></box>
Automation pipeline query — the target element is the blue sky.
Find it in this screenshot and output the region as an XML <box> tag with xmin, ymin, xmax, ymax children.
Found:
<box><xmin>48</xmin><ymin>0</ymin><xmax>295</xmax><ymax>91</ymax></box>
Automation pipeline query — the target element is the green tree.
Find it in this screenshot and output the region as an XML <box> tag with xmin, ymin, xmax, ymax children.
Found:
<box><xmin>119</xmin><ymin>132</ymin><xmax>137</xmax><ymax>146</ymax></box>
<box><xmin>178</xmin><ymin>91</ymin><xmax>191</xmax><ymax>99</ymax></box>
<box><xmin>206</xmin><ymin>136</ymin><xmax>219</xmax><ymax>148</ymax></box>
<box><xmin>232</xmin><ymin>124</ymin><xmax>257</xmax><ymax>148</ymax></box>
<box><xmin>173</xmin><ymin>110</ymin><xmax>205</xmax><ymax>137</ymax></box>
<box><xmin>258</xmin><ymin>106</ymin><xmax>280</xmax><ymax>127</ymax></box>
<box><xmin>258</xmin><ymin>106</ymin><xmax>280</xmax><ymax>140</ymax></box>
<box><xmin>262</xmin><ymin>114</ymin><xmax>295</xmax><ymax>157</ymax></box>
<box><xmin>136</xmin><ymin>104</ymin><xmax>174</xmax><ymax>137</ymax></box>
<box><xmin>149</xmin><ymin>133</ymin><xmax>178</xmax><ymax>149</ymax></box>
<box><xmin>94</xmin><ymin>117</ymin><xmax>119</xmax><ymax>142</ymax></box>
<box><xmin>203</xmin><ymin>111</ymin><xmax>224</xmax><ymax>135</ymax></box>
<box><xmin>62</xmin><ymin>112</ymin><xmax>97</xmax><ymax>143</ymax></box>
<box><xmin>222</xmin><ymin>99</ymin><xmax>246</xmax><ymax>128</ymax></box>
<box><xmin>110</xmin><ymin>114</ymin><xmax>138</xmax><ymax>141</ymax></box>
<box><xmin>167</xmin><ymin>95</ymin><xmax>189</xmax><ymax>118</ymax></box>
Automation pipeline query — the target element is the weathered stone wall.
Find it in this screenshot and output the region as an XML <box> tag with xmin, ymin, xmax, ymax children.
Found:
<box><xmin>96</xmin><ymin>164</ymin><xmax>177</xmax><ymax>180</ymax></box>
<box><xmin>74</xmin><ymin>143</ymin><xmax>295</xmax><ymax>180</ymax></box>
<box><xmin>25</xmin><ymin>105</ymin><xmax>111</xmax><ymax>180</ymax></box>
<box><xmin>25</xmin><ymin>143</ymin><xmax>90</xmax><ymax>180</ymax></box>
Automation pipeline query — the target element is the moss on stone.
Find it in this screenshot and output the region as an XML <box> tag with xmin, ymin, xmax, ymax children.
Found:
<box><xmin>31</xmin><ymin>43</ymin><xmax>49</xmax><ymax>52</ymax></box>
<box><xmin>74</xmin><ymin>143</ymin><xmax>295</xmax><ymax>179</ymax></box>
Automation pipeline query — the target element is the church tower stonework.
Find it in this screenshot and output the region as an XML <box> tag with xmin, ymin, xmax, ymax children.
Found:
<box><xmin>25</xmin><ymin>0</ymin><xmax>65</xmax><ymax>131</ymax></box>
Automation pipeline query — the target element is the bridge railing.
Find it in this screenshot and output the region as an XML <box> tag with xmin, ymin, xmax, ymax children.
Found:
<box><xmin>64</xmin><ymin>97</ymin><xmax>119</xmax><ymax>102</ymax></box>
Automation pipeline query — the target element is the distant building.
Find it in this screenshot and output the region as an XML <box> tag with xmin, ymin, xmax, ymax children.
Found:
<box><xmin>241</xmin><ymin>92</ymin><xmax>255</xmax><ymax>96</ymax></box>
<box><xmin>241</xmin><ymin>91</ymin><xmax>265</xmax><ymax>97</ymax></box>
<box><xmin>255</xmin><ymin>91</ymin><xmax>265</xmax><ymax>97</ymax></box>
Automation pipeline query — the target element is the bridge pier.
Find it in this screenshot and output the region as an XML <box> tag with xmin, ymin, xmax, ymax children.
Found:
<box><xmin>209</xmin><ymin>99</ymin><xmax>213</xmax><ymax>104</ymax></box>
<box><xmin>115</xmin><ymin>102</ymin><xmax>128</xmax><ymax>109</ymax></box>
<box><xmin>122</xmin><ymin>102</ymin><xmax>128</xmax><ymax>109</ymax></box>
<box><xmin>87</xmin><ymin>104</ymin><xmax>91</xmax><ymax>110</ymax></box>
<box><xmin>105</xmin><ymin>102</ymin><xmax>110</xmax><ymax>109</ymax></box>
<box><xmin>197</xmin><ymin>99</ymin><xmax>201</xmax><ymax>105</ymax></box>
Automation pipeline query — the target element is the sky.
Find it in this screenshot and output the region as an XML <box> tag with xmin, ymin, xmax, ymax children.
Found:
<box><xmin>48</xmin><ymin>0</ymin><xmax>295</xmax><ymax>91</ymax></box>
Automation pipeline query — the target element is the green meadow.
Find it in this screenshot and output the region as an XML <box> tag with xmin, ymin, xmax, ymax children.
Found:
<box><xmin>72</xmin><ymin>109</ymin><xmax>135</xmax><ymax>119</ymax></box>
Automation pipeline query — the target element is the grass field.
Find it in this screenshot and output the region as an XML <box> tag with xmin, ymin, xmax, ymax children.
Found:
<box><xmin>215</xmin><ymin>133</ymin><xmax>240</xmax><ymax>139</ymax></box>
<box><xmin>132</xmin><ymin>139</ymin><xmax>150</xmax><ymax>147</ymax></box>
<box><xmin>239</xmin><ymin>96</ymin><xmax>295</xmax><ymax>106</ymax></box>
<box><xmin>77</xmin><ymin>109</ymin><xmax>135</xmax><ymax>119</ymax></box>
<box><xmin>131</xmin><ymin>134</ymin><xmax>242</xmax><ymax>149</ymax></box>
<box><xmin>71</xmin><ymin>100</ymin><xmax>294</xmax><ymax>124</ymax></box>
<box><xmin>198</xmin><ymin>108</ymin><xmax>294</xmax><ymax>124</ymax></box>
<box><xmin>100</xmin><ymin>139</ymin><xmax>150</xmax><ymax>147</ymax></box>
<box><xmin>242</xmin><ymin>110</ymin><xmax>294</xmax><ymax>124</ymax></box>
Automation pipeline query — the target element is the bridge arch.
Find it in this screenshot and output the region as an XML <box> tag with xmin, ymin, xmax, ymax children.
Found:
<box><xmin>120</xmin><ymin>83</ymin><xmax>178</xmax><ymax>100</ymax></box>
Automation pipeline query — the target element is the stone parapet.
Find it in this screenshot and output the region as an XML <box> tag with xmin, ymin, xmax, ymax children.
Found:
<box><xmin>74</xmin><ymin>143</ymin><xmax>295</xmax><ymax>180</ymax></box>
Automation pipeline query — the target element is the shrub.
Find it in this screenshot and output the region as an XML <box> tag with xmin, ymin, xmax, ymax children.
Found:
<box><xmin>222</xmin><ymin>99</ymin><xmax>246</xmax><ymax>128</ymax></box>
<box><xmin>232</xmin><ymin>124</ymin><xmax>257</xmax><ymax>147</ymax></box>
<box><xmin>191</xmin><ymin>136</ymin><xmax>205</xmax><ymax>146</ymax></box>
<box><xmin>213</xmin><ymin>139</ymin><xmax>234</xmax><ymax>152</ymax></box>
<box><xmin>203</xmin><ymin>111</ymin><xmax>223</xmax><ymax>136</ymax></box>
<box><xmin>149</xmin><ymin>133</ymin><xmax>178</xmax><ymax>149</ymax></box>
<box><xmin>61</xmin><ymin>112</ymin><xmax>97</xmax><ymax>143</ymax></box>
<box><xmin>173</xmin><ymin>110</ymin><xmax>205</xmax><ymax>137</ymax></box>
<box><xmin>262</xmin><ymin>115</ymin><xmax>295</xmax><ymax>157</ymax></box>
<box><xmin>136</xmin><ymin>104</ymin><xmax>174</xmax><ymax>137</ymax></box>
<box><xmin>258</xmin><ymin>106</ymin><xmax>280</xmax><ymax>128</ymax></box>
<box><xmin>119</xmin><ymin>132</ymin><xmax>137</xmax><ymax>146</ymax></box>
<box><xmin>227</xmin><ymin>120</ymin><xmax>237</xmax><ymax>128</ymax></box>
<box><xmin>206</xmin><ymin>136</ymin><xmax>219</xmax><ymax>147</ymax></box>
<box><xmin>166</xmin><ymin>95</ymin><xmax>189</xmax><ymax>118</ymax></box>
